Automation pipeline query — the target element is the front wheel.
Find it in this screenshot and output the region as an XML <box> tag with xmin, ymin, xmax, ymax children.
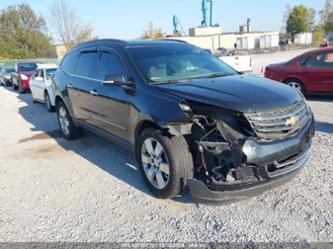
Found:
<box><xmin>56</xmin><ymin>101</ymin><xmax>82</xmax><ymax>140</ymax></box>
<box><xmin>136</xmin><ymin>128</ymin><xmax>193</xmax><ymax>199</ymax></box>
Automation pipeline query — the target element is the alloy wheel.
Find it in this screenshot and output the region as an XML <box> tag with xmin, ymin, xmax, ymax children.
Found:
<box><xmin>58</xmin><ymin>106</ymin><xmax>70</xmax><ymax>136</ymax></box>
<box><xmin>288</xmin><ymin>82</ymin><xmax>302</xmax><ymax>92</ymax></box>
<box><xmin>141</xmin><ymin>137</ymin><xmax>170</xmax><ymax>190</ymax></box>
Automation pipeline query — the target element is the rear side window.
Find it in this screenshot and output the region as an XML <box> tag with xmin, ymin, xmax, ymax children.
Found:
<box><xmin>61</xmin><ymin>51</ymin><xmax>79</xmax><ymax>74</ymax></box>
<box><xmin>96</xmin><ymin>51</ymin><xmax>126</xmax><ymax>81</ymax></box>
<box><xmin>75</xmin><ymin>51</ymin><xmax>98</xmax><ymax>78</ymax></box>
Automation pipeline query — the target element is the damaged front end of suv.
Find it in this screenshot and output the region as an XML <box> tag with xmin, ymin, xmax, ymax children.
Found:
<box><xmin>169</xmin><ymin>98</ymin><xmax>315</xmax><ymax>204</ymax></box>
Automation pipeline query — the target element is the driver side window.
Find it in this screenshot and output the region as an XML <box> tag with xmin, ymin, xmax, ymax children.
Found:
<box><xmin>322</xmin><ymin>53</ymin><xmax>333</xmax><ymax>68</ymax></box>
<box><xmin>96</xmin><ymin>51</ymin><xmax>126</xmax><ymax>81</ymax></box>
<box><xmin>32</xmin><ymin>70</ymin><xmax>40</xmax><ymax>80</ymax></box>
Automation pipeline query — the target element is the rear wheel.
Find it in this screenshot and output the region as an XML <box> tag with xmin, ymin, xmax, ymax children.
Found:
<box><xmin>12</xmin><ymin>81</ymin><xmax>18</xmax><ymax>90</ymax></box>
<box><xmin>45</xmin><ymin>92</ymin><xmax>55</xmax><ymax>112</ymax></box>
<box><xmin>284</xmin><ymin>79</ymin><xmax>306</xmax><ymax>96</ymax></box>
<box><xmin>19</xmin><ymin>82</ymin><xmax>26</xmax><ymax>94</ymax></box>
<box><xmin>57</xmin><ymin>101</ymin><xmax>82</xmax><ymax>140</ymax></box>
<box><xmin>136</xmin><ymin>128</ymin><xmax>193</xmax><ymax>199</ymax></box>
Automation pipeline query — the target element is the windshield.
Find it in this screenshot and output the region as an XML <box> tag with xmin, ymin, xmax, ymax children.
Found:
<box><xmin>46</xmin><ymin>68</ymin><xmax>57</xmax><ymax>79</ymax></box>
<box><xmin>127</xmin><ymin>44</ymin><xmax>236</xmax><ymax>84</ymax></box>
<box><xmin>20</xmin><ymin>63</ymin><xmax>38</xmax><ymax>72</ymax></box>
<box><xmin>5</xmin><ymin>68</ymin><xmax>15</xmax><ymax>73</ymax></box>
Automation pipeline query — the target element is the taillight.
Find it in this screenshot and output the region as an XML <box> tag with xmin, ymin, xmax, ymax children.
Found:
<box><xmin>20</xmin><ymin>74</ymin><xmax>29</xmax><ymax>80</ymax></box>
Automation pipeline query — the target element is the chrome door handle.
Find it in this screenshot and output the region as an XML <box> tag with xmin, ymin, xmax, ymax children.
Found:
<box><xmin>89</xmin><ymin>90</ymin><xmax>99</xmax><ymax>96</ymax></box>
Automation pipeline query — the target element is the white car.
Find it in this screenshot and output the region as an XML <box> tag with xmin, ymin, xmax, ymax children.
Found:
<box><xmin>30</xmin><ymin>64</ymin><xmax>58</xmax><ymax>112</ymax></box>
<box><xmin>219</xmin><ymin>55</ymin><xmax>252</xmax><ymax>73</ymax></box>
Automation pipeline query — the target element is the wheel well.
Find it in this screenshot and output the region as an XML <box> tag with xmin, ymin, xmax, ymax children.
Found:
<box><xmin>135</xmin><ymin>120</ymin><xmax>161</xmax><ymax>142</ymax></box>
<box><xmin>283</xmin><ymin>77</ymin><xmax>303</xmax><ymax>84</ymax></box>
<box><xmin>55</xmin><ymin>96</ymin><xmax>63</xmax><ymax>107</ymax></box>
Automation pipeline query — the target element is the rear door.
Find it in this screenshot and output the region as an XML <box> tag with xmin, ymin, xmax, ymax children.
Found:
<box><xmin>91</xmin><ymin>49</ymin><xmax>132</xmax><ymax>139</ymax></box>
<box><xmin>302</xmin><ymin>52</ymin><xmax>333</xmax><ymax>93</ymax></box>
<box><xmin>30</xmin><ymin>69</ymin><xmax>44</xmax><ymax>101</ymax></box>
<box><xmin>69</xmin><ymin>49</ymin><xmax>100</xmax><ymax>124</ymax></box>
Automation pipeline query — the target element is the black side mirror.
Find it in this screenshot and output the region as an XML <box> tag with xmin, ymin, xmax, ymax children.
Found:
<box><xmin>103</xmin><ymin>73</ymin><xmax>130</xmax><ymax>85</ymax></box>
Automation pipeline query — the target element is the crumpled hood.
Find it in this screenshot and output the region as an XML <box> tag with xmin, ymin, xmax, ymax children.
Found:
<box><xmin>157</xmin><ymin>75</ymin><xmax>302</xmax><ymax>113</ymax></box>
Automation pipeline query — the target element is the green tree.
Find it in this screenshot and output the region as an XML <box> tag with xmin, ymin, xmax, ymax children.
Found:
<box><xmin>141</xmin><ymin>21</ymin><xmax>165</xmax><ymax>39</ymax></box>
<box><xmin>0</xmin><ymin>4</ymin><xmax>52</xmax><ymax>59</ymax></box>
<box><xmin>313</xmin><ymin>26</ymin><xmax>326</xmax><ymax>44</ymax></box>
<box><xmin>286</xmin><ymin>5</ymin><xmax>315</xmax><ymax>39</ymax></box>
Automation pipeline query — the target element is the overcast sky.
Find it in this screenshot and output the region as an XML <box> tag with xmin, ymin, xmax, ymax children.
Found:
<box><xmin>0</xmin><ymin>0</ymin><xmax>326</xmax><ymax>41</ymax></box>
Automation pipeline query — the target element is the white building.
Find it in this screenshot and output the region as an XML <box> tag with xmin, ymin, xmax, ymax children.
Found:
<box><xmin>172</xmin><ymin>29</ymin><xmax>280</xmax><ymax>52</ymax></box>
<box><xmin>294</xmin><ymin>33</ymin><xmax>313</xmax><ymax>45</ymax></box>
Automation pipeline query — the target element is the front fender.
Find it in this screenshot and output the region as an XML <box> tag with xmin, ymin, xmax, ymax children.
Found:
<box><xmin>128</xmin><ymin>87</ymin><xmax>192</xmax><ymax>144</ymax></box>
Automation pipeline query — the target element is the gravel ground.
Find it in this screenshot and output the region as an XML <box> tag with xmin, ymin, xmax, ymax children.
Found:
<box><xmin>0</xmin><ymin>52</ymin><xmax>333</xmax><ymax>243</ymax></box>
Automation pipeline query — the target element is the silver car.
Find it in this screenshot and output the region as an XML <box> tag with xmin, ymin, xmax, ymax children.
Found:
<box><xmin>0</xmin><ymin>67</ymin><xmax>15</xmax><ymax>86</ymax></box>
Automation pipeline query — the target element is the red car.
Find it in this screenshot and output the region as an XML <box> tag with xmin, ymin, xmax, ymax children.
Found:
<box><xmin>265</xmin><ymin>48</ymin><xmax>333</xmax><ymax>96</ymax></box>
<box><xmin>11</xmin><ymin>62</ymin><xmax>40</xmax><ymax>94</ymax></box>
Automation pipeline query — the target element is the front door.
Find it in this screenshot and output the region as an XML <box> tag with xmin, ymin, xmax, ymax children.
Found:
<box><xmin>303</xmin><ymin>52</ymin><xmax>333</xmax><ymax>93</ymax></box>
<box><xmin>91</xmin><ymin>49</ymin><xmax>133</xmax><ymax>140</ymax></box>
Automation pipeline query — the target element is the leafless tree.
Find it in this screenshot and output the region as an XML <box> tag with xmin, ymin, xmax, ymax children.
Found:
<box><xmin>48</xmin><ymin>0</ymin><xmax>93</xmax><ymax>51</ymax></box>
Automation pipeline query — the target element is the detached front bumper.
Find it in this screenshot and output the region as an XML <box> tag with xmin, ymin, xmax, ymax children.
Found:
<box><xmin>188</xmin><ymin>115</ymin><xmax>315</xmax><ymax>205</ymax></box>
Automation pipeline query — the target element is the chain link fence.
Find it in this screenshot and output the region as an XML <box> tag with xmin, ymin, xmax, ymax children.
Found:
<box><xmin>0</xmin><ymin>58</ymin><xmax>60</xmax><ymax>68</ymax></box>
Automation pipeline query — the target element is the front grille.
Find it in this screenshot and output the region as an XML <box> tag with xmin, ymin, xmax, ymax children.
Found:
<box><xmin>245</xmin><ymin>101</ymin><xmax>309</xmax><ymax>140</ymax></box>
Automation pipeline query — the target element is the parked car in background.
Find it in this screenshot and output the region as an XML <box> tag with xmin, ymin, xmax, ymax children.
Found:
<box><xmin>11</xmin><ymin>62</ymin><xmax>41</xmax><ymax>93</ymax></box>
<box><xmin>219</xmin><ymin>55</ymin><xmax>252</xmax><ymax>73</ymax></box>
<box><xmin>215</xmin><ymin>47</ymin><xmax>252</xmax><ymax>73</ymax></box>
<box><xmin>265</xmin><ymin>48</ymin><xmax>333</xmax><ymax>96</ymax></box>
<box><xmin>0</xmin><ymin>67</ymin><xmax>15</xmax><ymax>86</ymax></box>
<box><xmin>52</xmin><ymin>39</ymin><xmax>314</xmax><ymax>203</ymax></box>
<box><xmin>30</xmin><ymin>64</ymin><xmax>58</xmax><ymax>112</ymax></box>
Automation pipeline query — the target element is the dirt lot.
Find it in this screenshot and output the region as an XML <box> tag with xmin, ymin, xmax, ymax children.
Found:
<box><xmin>0</xmin><ymin>51</ymin><xmax>333</xmax><ymax>243</ymax></box>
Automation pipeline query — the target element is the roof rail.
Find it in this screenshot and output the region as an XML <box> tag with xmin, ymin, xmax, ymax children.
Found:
<box><xmin>74</xmin><ymin>39</ymin><xmax>128</xmax><ymax>48</ymax></box>
<box><xmin>157</xmin><ymin>39</ymin><xmax>188</xmax><ymax>44</ymax></box>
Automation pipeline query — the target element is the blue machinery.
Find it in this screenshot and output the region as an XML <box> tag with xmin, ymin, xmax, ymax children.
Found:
<box><xmin>173</xmin><ymin>15</ymin><xmax>186</xmax><ymax>36</ymax></box>
<box><xmin>173</xmin><ymin>0</ymin><xmax>214</xmax><ymax>36</ymax></box>
<box><xmin>201</xmin><ymin>0</ymin><xmax>213</xmax><ymax>27</ymax></box>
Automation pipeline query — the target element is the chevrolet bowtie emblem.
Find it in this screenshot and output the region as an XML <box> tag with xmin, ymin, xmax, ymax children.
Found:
<box><xmin>286</xmin><ymin>116</ymin><xmax>298</xmax><ymax>126</ymax></box>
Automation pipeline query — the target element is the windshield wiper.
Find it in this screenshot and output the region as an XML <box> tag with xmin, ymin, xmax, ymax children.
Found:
<box><xmin>151</xmin><ymin>79</ymin><xmax>189</xmax><ymax>85</ymax></box>
<box><xmin>206</xmin><ymin>73</ymin><xmax>232</xmax><ymax>78</ymax></box>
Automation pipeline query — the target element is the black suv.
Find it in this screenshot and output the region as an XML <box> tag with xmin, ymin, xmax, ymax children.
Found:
<box><xmin>53</xmin><ymin>39</ymin><xmax>315</xmax><ymax>203</ymax></box>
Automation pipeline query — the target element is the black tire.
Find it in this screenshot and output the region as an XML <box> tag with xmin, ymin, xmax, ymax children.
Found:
<box><xmin>56</xmin><ymin>101</ymin><xmax>82</xmax><ymax>140</ymax></box>
<box><xmin>13</xmin><ymin>82</ymin><xmax>18</xmax><ymax>90</ymax></box>
<box><xmin>19</xmin><ymin>82</ymin><xmax>26</xmax><ymax>94</ymax></box>
<box><xmin>284</xmin><ymin>79</ymin><xmax>306</xmax><ymax>96</ymax></box>
<box><xmin>45</xmin><ymin>91</ymin><xmax>55</xmax><ymax>112</ymax></box>
<box><xmin>136</xmin><ymin>128</ymin><xmax>193</xmax><ymax>199</ymax></box>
